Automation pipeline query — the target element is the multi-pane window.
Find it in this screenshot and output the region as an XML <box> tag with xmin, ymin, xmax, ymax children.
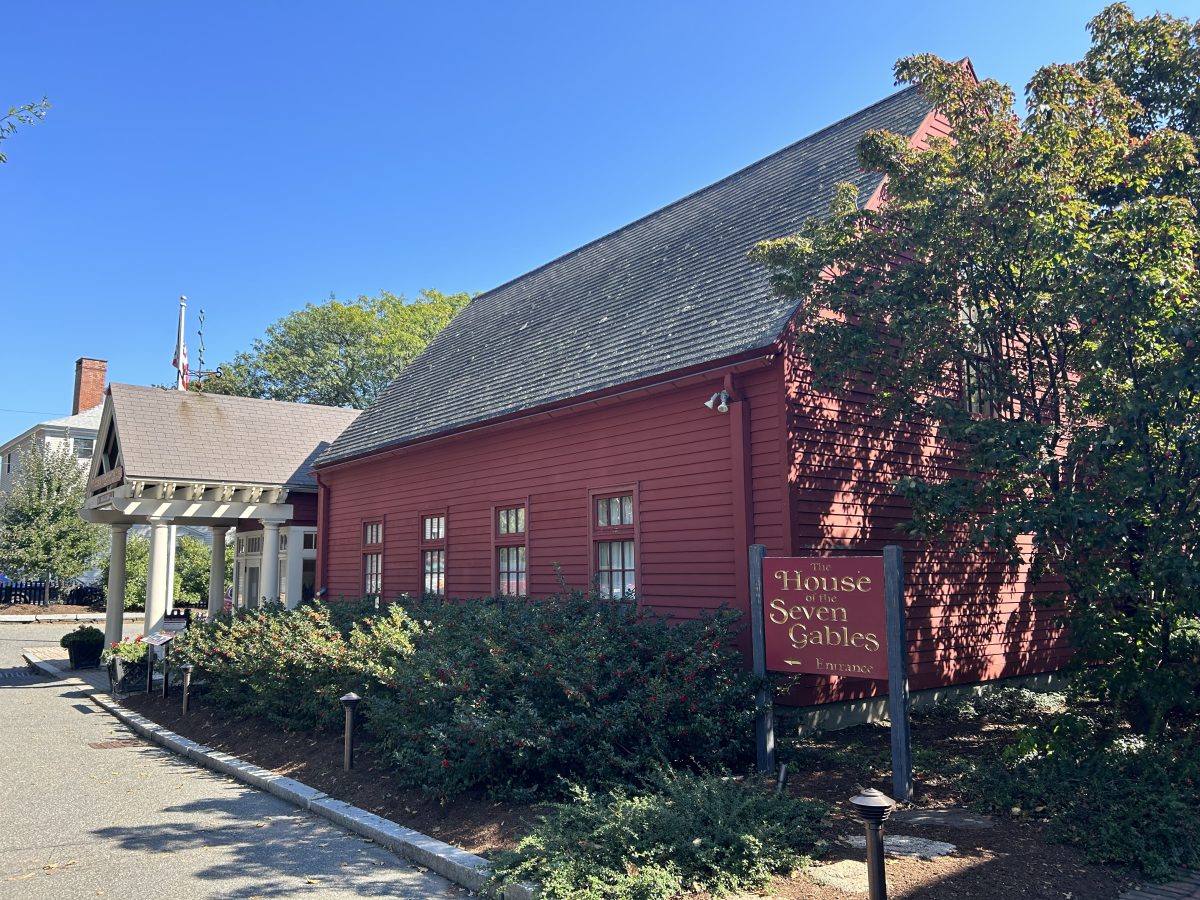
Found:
<box><xmin>423</xmin><ymin>515</ymin><xmax>445</xmax><ymax>541</ymax></box>
<box><xmin>74</xmin><ymin>437</ymin><xmax>95</xmax><ymax>460</ymax></box>
<box><xmin>497</xmin><ymin>546</ymin><xmax>526</xmax><ymax>595</ymax></box>
<box><xmin>596</xmin><ymin>540</ymin><xmax>636</xmax><ymax>599</ymax></box>
<box><xmin>421</xmin><ymin>513</ymin><xmax>447</xmax><ymax>597</ymax></box>
<box><xmin>498</xmin><ymin>506</ymin><xmax>525</xmax><ymax>536</ymax></box>
<box><xmin>495</xmin><ymin>505</ymin><xmax>527</xmax><ymax>595</ymax></box>
<box><xmin>423</xmin><ymin>550</ymin><xmax>446</xmax><ymax>597</ymax></box>
<box><xmin>362</xmin><ymin>521</ymin><xmax>383</xmax><ymax>598</ymax></box>
<box><xmin>363</xmin><ymin>552</ymin><xmax>382</xmax><ymax>597</ymax></box>
<box><xmin>593</xmin><ymin>492</ymin><xmax>636</xmax><ymax>599</ymax></box>
<box><xmin>596</xmin><ymin>495</ymin><xmax>634</xmax><ymax>528</ymax></box>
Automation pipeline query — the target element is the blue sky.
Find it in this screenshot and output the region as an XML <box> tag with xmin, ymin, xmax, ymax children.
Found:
<box><xmin>1</xmin><ymin>0</ymin><xmax>1190</xmax><ymax>438</ymax></box>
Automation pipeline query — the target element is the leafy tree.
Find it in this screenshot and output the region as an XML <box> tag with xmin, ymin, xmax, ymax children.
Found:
<box><xmin>751</xmin><ymin>4</ymin><xmax>1199</xmax><ymax>733</ymax></box>
<box><xmin>174</xmin><ymin>534</ymin><xmax>234</xmax><ymax>604</ymax></box>
<box><xmin>118</xmin><ymin>532</ymin><xmax>150</xmax><ymax>611</ymax></box>
<box><xmin>0</xmin><ymin>97</ymin><xmax>49</xmax><ymax>164</ymax></box>
<box><xmin>0</xmin><ymin>441</ymin><xmax>104</xmax><ymax>602</ymax></box>
<box><xmin>105</xmin><ymin>531</ymin><xmax>234</xmax><ymax>610</ymax></box>
<box><xmin>199</xmin><ymin>289</ymin><xmax>471</xmax><ymax>408</ymax></box>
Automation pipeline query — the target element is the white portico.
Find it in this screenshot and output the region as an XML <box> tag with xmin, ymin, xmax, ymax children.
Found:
<box><xmin>79</xmin><ymin>384</ymin><xmax>360</xmax><ymax>645</ymax></box>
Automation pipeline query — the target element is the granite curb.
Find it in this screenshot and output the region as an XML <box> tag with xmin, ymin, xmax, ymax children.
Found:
<box><xmin>20</xmin><ymin>650</ymin><xmax>536</xmax><ymax>900</ymax></box>
<box><xmin>2</xmin><ymin>612</ymin><xmax>144</xmax><ymax>623</ymax></box>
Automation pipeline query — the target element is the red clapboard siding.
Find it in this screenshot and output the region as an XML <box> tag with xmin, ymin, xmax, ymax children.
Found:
<box><xmin>781</xmin><ymin>328</ymin><xmax>1071</xmax><ymax>705</ymax></box>
<box><xmin>318</xmin><ymin>362</ymin><xmax>787</xmax><ymax>621</ymax></box>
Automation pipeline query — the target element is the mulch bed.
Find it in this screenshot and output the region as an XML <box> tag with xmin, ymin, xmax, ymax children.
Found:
<box><xmin>764</xmin><ymin>714</ymin><xmax>1137</xmax><ymax>899</ymax></box>
<box><xmin>122</xmin><ymin>692</ymin><xmax>538</xmax><ymax>855</ymax></box>
<box><xmin>3</xmin><ymin>603</ymin><xmax>105</xmax><ymax>615</ymax></box>
<box><xmin>121</xmin><ymin>691</ymin><xmax>1138</xmax><ymax>898</ymax></box>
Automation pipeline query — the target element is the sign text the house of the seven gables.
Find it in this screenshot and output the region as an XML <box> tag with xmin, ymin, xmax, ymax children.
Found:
<box><xmin>762</xmin><ymin>556</ymin><xmax>889</xmax><ymax>679</ymax></box>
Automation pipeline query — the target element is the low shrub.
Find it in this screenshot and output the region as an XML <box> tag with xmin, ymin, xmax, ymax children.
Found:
<box><xmin>365</xmin><ymin>592</ymin><xmax>759</xmax><ymax>797</ymax></box>
<box><xmin>60</xmin><ymin>624</ymin><xmax>104</xmax><ymax>648</ymax></box>
<box><xmin>491</xmin><ymin>772</ymin><xmax>826</xmax><ymax>900</ymax></box>
<box><xmin>172</xmin><ymin>602</ymin><xmax>418</xmax><ymax>730</ymax></box>
<box><xmin>964</xmin><ymin>715</ymin><xmax>1200</xmax><ymax>879</ymax></box>
<box><xmin>913</xmin><ymin>686</ymin><xmax>1066</xmax><ymax>724</ymax></box>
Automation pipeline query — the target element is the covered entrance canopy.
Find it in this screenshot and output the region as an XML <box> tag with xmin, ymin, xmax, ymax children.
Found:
<box><xmin>80</xmin><ymin>384</ymin><xmax>360</xmax><ymax>645</ymax></box>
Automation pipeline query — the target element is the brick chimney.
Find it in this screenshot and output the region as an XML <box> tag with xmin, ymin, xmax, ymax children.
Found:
<box><xmin>72</xmin><ymin>358</ymin><xmax>107</xmax><ymax>414</ymax></box>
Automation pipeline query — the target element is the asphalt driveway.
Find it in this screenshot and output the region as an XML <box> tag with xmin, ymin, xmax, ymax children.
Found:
<box><xmin>0</xmin><ymin>621</ymin><xmax>458</xmax><ymax>899</ymax></box>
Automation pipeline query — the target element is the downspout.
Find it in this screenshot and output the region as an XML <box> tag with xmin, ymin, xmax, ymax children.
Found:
<box><xmin>315</xmin><ymin>471</ymin><xmax>330</xmax><ymax>593</ymax></box>
<box><xmin>727</xmin><ymin>372</ymin><xmax>755</xmax><ymax>627</ymax></box>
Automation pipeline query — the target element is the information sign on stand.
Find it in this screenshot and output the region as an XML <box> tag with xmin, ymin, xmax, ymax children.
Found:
<box><xmin>749</xmin><ymin>545</ymin><xmax>912</xmax><ymax>801</ymax></box>
<box><xmin>762</xmin><ymin>555</ymin><xmax>888</xmax><ymax>678</ymax></box>
<box><xmin>142</xmin><ymin>632</ymin><xmax>175</xmax><ymax>647</ymax></box>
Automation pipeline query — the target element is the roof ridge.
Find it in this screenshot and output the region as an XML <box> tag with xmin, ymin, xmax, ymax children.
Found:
<box><xmin>461</xmin><ymin>84</ymin><xmax>922</xmax><ymax>305</ymax></box>
<box><xmin>109</xmin><ymin>382</ymin><xmax>361</xmax><ymax>416</ymax></box>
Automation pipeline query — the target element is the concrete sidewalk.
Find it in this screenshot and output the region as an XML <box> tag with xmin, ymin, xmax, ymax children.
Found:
<box><xmin>0</xmin><ymin>622</ymin><xmax>459</xmax><ymax>900</ymax></box>
<box><xmin>0</xmin><ymin>612</ymin><xmax>144</xmax><ymax>623</ymax></box>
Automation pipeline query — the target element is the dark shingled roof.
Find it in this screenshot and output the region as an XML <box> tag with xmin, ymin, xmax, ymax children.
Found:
<box><xmin>319</xmin><ymin>86</ymin><xmax>932</xmax><ymax>467</ymax></box>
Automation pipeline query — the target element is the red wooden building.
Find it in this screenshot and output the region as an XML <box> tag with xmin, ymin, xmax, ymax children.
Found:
<box><xmin>313</xmin><ymin>85</ymin><xmax>1068</xmax><ymax>712</ymax></box>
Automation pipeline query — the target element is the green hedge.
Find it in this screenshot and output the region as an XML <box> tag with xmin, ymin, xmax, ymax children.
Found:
<box><xmin>172</xmin><ymin>602</ymin><xmax>416</xmax><ymax>730</ymax></box>
<box><xmin>173</xmin><ymin>592</ymin><xmax>760</xmax><ymax>797</ymax></box>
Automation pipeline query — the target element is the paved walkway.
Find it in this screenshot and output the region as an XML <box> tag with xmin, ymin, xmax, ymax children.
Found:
<box><xmin>0</xmin><ymin>622</ymin><xmax>459</xmax><ymax>899</ymax></box>
<box><xmin>1121</xmin><ymin>871</ymin><xmax>1200</xmax><ymax>900</ymax></box>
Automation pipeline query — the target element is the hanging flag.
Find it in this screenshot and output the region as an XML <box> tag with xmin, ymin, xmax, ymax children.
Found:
<box><xmin>173</xmin><ymin>295</ymin><xmax>189</xmax><ymax>390</ymax></box>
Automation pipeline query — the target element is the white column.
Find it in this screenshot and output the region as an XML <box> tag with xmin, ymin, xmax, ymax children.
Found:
<box><xmin>145</xmin><ymin>517</ymin><xmax>172</xmax><ymax>636</ymax></box>
<box><xmin>105</xmin><ymin>524</ymin><xmax>130</xmax><ymax>646</ymax></box>
<box><xmin>285</xmin><ymin>526</ymin><xmax>304</xmax><ymax>609</ymax></box>
<box><xmin>165</xmin><ymin>524</ymin><xmax>178</xmax><ymax>613</ymax></box>
<box><xmin>209</xmin><ymin>526</ymin><xmax>229</xmax><ymax>616</ymax></box>
<box><xmin>260</xmin><ymin>520</ymin><xmax>281</xmax><ymax>605</ymax></box>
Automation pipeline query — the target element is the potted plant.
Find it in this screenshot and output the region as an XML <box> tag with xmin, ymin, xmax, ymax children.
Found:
<box><xmin>60</xmin><ymin>624</ymin><xmax>105</xmax><ymax>669</ymax></box>
<box><xmin>102</xmin><ymin>636</ymin><xmax>149</xmax><ymax>694</ymax></box>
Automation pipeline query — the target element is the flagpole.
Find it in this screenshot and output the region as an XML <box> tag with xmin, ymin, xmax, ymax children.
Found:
<box><xmin>166</xmin><ymin>296</ymin><xmax>187</xmax><ymax>612</ymax></box>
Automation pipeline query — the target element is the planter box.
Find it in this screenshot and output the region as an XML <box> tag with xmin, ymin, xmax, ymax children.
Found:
<box><xmin>107</xmin><ymin>658</ymin><xmax>148</xmax><ymax>695</ymax></box>
<box><xmin>67</xmin><ymin>643</ymin><xmax>103</xmax><ymax>669</ymax></box>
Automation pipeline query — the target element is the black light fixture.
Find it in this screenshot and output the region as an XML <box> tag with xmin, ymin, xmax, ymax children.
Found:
<box><xmin>704</xmin><ymin>390</ymin><xmax>732</xmax><ymax>413</ymax></box>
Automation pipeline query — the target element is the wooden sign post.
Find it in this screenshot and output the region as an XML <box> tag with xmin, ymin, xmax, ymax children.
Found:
<box><xmin>883</xmin><ymin>545</ymin><xmax>912</xmax><ymax>801</ymax></box>
<box><xmin>748</xmin><ymin>544</ymin><xmax>775</xmax><ymax>775</ymax></box>
<box><xmin>751</xmin><ymin>545</ymin><xmax>912</xmax><ymax>801</ymax></box>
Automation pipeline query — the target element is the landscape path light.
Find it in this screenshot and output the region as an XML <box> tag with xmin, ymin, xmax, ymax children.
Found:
<box><xmin>849</xmin><ymin>787</ymin><xmax>896</xmax><ymax>900</ymax></box>
<box><xmin>181</xmin><ymin>664</ymin><xmax>195</xmax><ymax>715</ymax></box>
<box><xmin>341</xmin><ymin>692</ymin><xmax>362</xmax><ymax>772</ymax></box>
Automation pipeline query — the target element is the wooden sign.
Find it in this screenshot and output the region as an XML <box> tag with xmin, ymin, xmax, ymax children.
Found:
<box><xmin>762</xmin><ymin>555</ymin><xmax>888</xmax><ymax>679</ymax></box>
<box><xmin>89</xmin><ymin>466</ymin><xmax>124</xmax><ymax>494</ymax></box>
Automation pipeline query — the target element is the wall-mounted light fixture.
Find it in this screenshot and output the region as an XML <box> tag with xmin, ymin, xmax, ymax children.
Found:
<box><xmin>704</xmin><ymin>390</ymin><xmax>732</xmax><ymax>413</ymax></box>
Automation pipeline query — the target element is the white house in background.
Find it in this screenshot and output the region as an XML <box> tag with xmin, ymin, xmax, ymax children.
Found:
<box><xmin>0</xmin><ymin>358</ymin><xmax>107</xmax><ymax>499</ymax></box>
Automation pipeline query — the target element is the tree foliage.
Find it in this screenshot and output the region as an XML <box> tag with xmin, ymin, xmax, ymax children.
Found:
<box><xmin>198</xmin><ymin>289</ymin><xmax>471</xmax><ymax>408</ymax></box>
<box><xmin>0</xmin><ymin>97</ymin><xmax>49</xmax><ymax>164</ymax></box>
<box><xmin>175</xmin><ymin>533</ymin><xmax>234</xmax><ymax>603</ymax></box>
<box><xmin>105</xmin><ymin>531</ymin><xmax>234</xmax><ymax>610</ymax></box>
<box><xmin>0</xmin><ymin>441</ymin><xmax>104</xmax><ymax>585</ymax></box>
<box><xmin>751</xmin><ymin>4</ymin><xmax>1199</xmax><ymax>732</ymax></box>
